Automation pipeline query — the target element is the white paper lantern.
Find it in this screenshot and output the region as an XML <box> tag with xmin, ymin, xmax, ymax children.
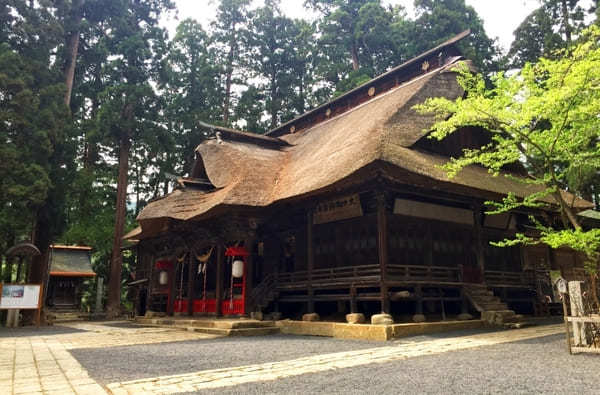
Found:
<box><xmin>158</xmin><ymin>270</ymin><xmax>168</xmax><ymax>285</ymax></box>
<box><xmin>232</xmin><ymin>259</ymin><xmax>244</xmax><ymax>278</ymax></box>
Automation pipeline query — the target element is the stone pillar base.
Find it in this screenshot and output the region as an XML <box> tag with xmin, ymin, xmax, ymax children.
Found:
<box><xmin>412</xmin><ymin>314</ymin><xmax>426</xmax><ymax>323</ymax></box>
<box><xmin>269</xmin><ymin>312</ymin><xmax>282</xmax><ymax>321</ymax></box>
<box><xmin>371</xmin><ymin>313</ymin><xmax>394</xmax><ymax>325</ymax></box>
<box><xmin>302</xmin><ymin>313</ymin><xmax>320</xmax><ymax>321</ymax></box>
<box><xmin>250</xmin><ymin>311</ymin><xmax>264</xmax><ymax>321</ymax></box>
<box><xmin>346</xmin><ymin>313</ymin><xmax>365</xmax><ymax>324</ymax></box>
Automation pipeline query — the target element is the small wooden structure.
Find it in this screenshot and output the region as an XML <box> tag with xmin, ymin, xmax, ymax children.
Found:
<box><xmin>561</xmin><ymin>280</ymin><xmax>600</xmax><ymax>354</ymax></box>
<box><xmin>126</xmin><ymin>31</ymin><xmax>593</xmax><ymax>322</ymax></box>
<box><xmin>46</xmin><ymin>245</ymin><xmax>96</xmax><ymax>310</ymax></box>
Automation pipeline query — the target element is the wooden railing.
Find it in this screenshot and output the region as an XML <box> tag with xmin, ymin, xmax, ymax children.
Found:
<box><xmin>277</xmin><ymin>264</ymin><xmax>381</xmax><ymax>286</ymax></box>
<box><xmin>485</xmin><ymin>270</ymin><xmax>533</xmax><ymax>287</ymax></box>
<box><xmin>388</xmin><ymin>264</ymin><xmax>461</xmax><ymax>283</ymax></box>
<box><xmin>276</xmin><ymin>264</ymin><xmax>463</xmax><ymax>287</ymax></box>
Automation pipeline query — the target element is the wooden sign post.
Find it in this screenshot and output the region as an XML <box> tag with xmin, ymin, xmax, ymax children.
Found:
<box><xmin>0</xmin><ymin>283</ymin><xmax>44</xmax><ymax>327</ymax></box>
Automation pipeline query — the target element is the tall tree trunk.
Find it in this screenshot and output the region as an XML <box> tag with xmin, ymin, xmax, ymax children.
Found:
<box><xmin>270</xmin><ymin>75</ymin><xmax>277</xmax><ymax>129</ymax></box>
<box><xmin>561</xmin><ymin>0</ymin><xmax>572</xmax><ymax>44</ymax></box>
<box><xmin>29</xmin><ymin>209</ymin><xmax>51</xmax><ymax>324</ymax></box>
<box><xmin>64</xmin><ymin>0</ymin><xmax>83</xmax><ymax>107</ymax></box>
<box><xmin>223</xmin><ymin>27</ymin><xmax>237</xmax><ymax>124</ymax></box>
<box><xmin>106</xmin><ymin>124</ymin><xmax>132</xmax><ymax>318</ymax></box>
<box><xmin>351</xmin><ymin>41</ymin><xmax>360</xmax><ymax>71</ymax></box>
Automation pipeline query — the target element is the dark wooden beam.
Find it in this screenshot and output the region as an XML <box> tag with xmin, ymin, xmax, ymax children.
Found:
<box><xmin>245</xmin><ymin>237</ymin><xmax>256</xmax><ymax>314</ymax></box>
<box><xmin>425</xmin><ymin>223</ymin><xmax>433</xmax><ymax>266</ymax></box>
<box><xmin>376</xmin><ymin>191</ymin><xmax>390</xmax><ymax>314</ymax></box>
<box><xmin>216</xmin><ymin>244</ymin><xmax>224</xmax><ymax>316</ymax></box>
<box><xmin>472</xmin><ymin>201</ymin><xmax>485</xmax><ymax>281</ymax></box>
<box><xmin>187</xmin><ymin>252</ymin><xmax>194</xmax><ymax>316</ymax></box>
<box><xmin>146</xmin><ymin>253</ymin><xmax>154</xmax><ymax>313</ymax></box>
<box><xmin>307</xmin><ymin>209</ymin><xmax>315</xmax><ymax>313</ymax></box>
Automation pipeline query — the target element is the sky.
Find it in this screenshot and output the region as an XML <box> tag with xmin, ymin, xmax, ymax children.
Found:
<box><xmin>162</xmin><ymin>0</ymin><xmax>544</xmax><ymax>54</ymax></box>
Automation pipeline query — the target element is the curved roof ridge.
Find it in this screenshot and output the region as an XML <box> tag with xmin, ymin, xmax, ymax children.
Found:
<box><xmin>268</xmin><ymin>30</ymin><xmax>471</xmax><ymax>137</ymax></box>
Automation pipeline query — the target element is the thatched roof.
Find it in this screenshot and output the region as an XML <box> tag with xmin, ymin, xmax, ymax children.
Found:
<box><xmin>134</xmin><ymin>33</ymin><xmax>593</xmax><ymax>236</ymax></box>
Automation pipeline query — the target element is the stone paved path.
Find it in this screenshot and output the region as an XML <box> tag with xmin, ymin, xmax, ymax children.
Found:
<box><xmin>0</xmin><ymin>321</ymin><xmax>216</xmax><ymax>395</ymax></box>
<box><xmin>106</xmin><ymin>324</ymin><xmax>563</xmax><ymax>394</ymax></box>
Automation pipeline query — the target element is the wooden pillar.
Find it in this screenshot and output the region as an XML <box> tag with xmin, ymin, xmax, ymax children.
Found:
<box><xmin>307</xmin><ymin>209</ymin><xmax>315</xmax><ymax>313</ymax></box>
<box><xmin>425</xmin><ymin>223</ymin><xmax>433</xmax><ymax>266</ymax></box>
<box><xmin>16</xmin><ymin>257</ymin><xmax>23</xmax><ymax>283</ymax></box>
<box><xmin>350</xmin><ymin>286</ymin><xmax>357</xmax><ymax>314</ymax></box>
<box><xmin>245</xmin><ymin>237</ymin><xmax>256</xmax><ymax>314</ymax></box>
<box><xmin>146</xmin><ymin>252</ymin><xmax>154</xmax><ymax>314</ymax></box>
<box><xmin>415</xmin><ymin>285</ymin><xmax>424</xmax><ymax>315</ymax></box>
<box><xmin>376</xmin><ymin>191</ymin><xmax>390</xmax><ymax>314</ymax></box>
<box><xmin>460</xmin><ymin>288</ymin><xmax>469</xmax><ymax>314</ymax></box>
<box><xmin>187</xmin><ymin>252</ymin><xmax>194</xmax><ymax>316</ymax></box>
<box><xmin>215</xmin><ymin>243</ymin><xmax>224</xmax><ymax>316</ymax></box>
<box><xmin>167</xmin><ymin>260</ymin><xmax>177</xmax><ymax>316</ymax></box>
<box><xmin>472</xmin><ymin>202</ymin><xmax>485</xmax><ymax>282</ymax></box>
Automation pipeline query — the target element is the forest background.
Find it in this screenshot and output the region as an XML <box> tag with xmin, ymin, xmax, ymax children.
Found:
<box><xmin>1</xmin><ymin>0</ymin><xmax>598</xmax><ymax>312</ymax></box>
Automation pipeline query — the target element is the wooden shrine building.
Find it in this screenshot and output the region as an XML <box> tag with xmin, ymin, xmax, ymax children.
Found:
<box><xmin>46</xmin><ymin>245</ymin><xmax>96</xmax><ymax>310</ymax></box>
<box><xmin>127</xmin><ymin>31</ymin><xmax>593</xmax><ymax>323</ymax></box>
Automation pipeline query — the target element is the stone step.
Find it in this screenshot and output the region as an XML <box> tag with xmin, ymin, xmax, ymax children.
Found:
<box><xmin>134</xmin><ymin>317</ymin><xmax>280</xmax><ymax>337</ymax></box>
<box><xmin>189</xmin><ymin>327</ymin><xmax>281</xmax><ymax>337</ymax></box>
<box><xmin>48</xmin><ymin>313</ymin><xmax>90</xmax><ymax>323</ymax></box>
<box><xmin>471</xmin><ymin>294</ymin><xmax>500</xmax><ymax>302</ymax></box>
<box><xmin>136</xmin><ymin>318</ymin><xmax>276</xmax><ymax>330</ymax></box>
<box><xmin>481</xmin><ymin>310</ymin><xmax>518</xmax><ymax>326</ymax></box>
<box><xmin>479</xmin><ymin>304</ymin><xmax>509</xmax><ymax>311</ymax></box>
<box><xmin>467</xmin><ymin>290</ymin><xmax>495</xmax><ymax>297</ymax></box>
<box><xmin>503</xmin><ymin>320</ymin><xmax>536</xmax><ymax>329</ymax></box>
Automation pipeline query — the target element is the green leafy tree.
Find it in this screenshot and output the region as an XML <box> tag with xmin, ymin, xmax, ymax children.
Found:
<box><xmin>305</xmin><ymin>0</ymin><xmax>401</xmax><ymax>94</ymax></box>
<box><xmin>508</xmin><ymin>0</ymin><xmax>587</xmax><ymax>68</ymax></box>
<box><xmin>416</xmin><ymin>26</ymin><xmax>600</xmax><ymax>307</ymax></box>
<box><xmin>160</xmin><ymin>19</ymin><xmax>223</xmax><ymax>175</ymax></box>
<box><xmin>0</xmin><ymin>2</ymin><xmax>76</xmax><ymax>295</ymax></box>
<box><xmin>212</xmin><ymin>0</ymin><xmax>252</xmax><ymax>125</ymax></box>
<box><xmin>409</xmin><ymin>0</ymin><xmax>501</xmax><ymax>74</ymax></box>
<box><xmin>242</xmin><ymin>2</ymin><xmax>306</xmax><ymax>129</ymax></box>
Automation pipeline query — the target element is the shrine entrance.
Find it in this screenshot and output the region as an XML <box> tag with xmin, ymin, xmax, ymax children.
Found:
<box><xmin>170</xmin><ymin>245</ymin><xmax>248</xmax><ymax>316</ymax></box>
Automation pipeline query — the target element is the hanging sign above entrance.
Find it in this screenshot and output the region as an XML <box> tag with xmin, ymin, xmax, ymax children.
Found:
<box><xmin>313</xmin><ymin>194</ymin><xmax>363</xmax><ymax>225</ymax></box>
<box><xmin>393</xmin><ymin>198</ymin><xmax>473</xmax><ymax>225</ymax></box>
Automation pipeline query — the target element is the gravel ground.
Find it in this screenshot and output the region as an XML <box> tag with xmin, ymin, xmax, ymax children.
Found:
<box><xmin>69</xmin><ymin>321</ymin><xmax>599</xmax><ymax>394</ymax></box>
<box><xmin>71</xmin><ymin>334</ymin><xmax>388</xmax><ymax>384</ymax></box>
<box><xmin>188</xmin><ymin>334</ymin><xmax>600</xmax><ymax>395</ymax></box>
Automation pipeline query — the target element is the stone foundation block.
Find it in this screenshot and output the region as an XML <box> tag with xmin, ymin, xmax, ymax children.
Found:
<box><xmin>302</xmin><ymin>313</ymin><xmax>320</xmax><ymax>322</ymax></box>
<box><xmin>346</xmin><ymin>313</ymin><xmax>366</xmax><ymax>324</ymax></box>
<box><xmin>371</xmin><ymin>313</ymin><xmax>394</xmax><ymax>325</ymax></box>
<box><xmin>144</xmin><ymin>311</ymin><xmax>166</xmax><ymax>318</ymax></box>
<box><xmin>481</xmin><ymin>310</ymin><xmax>516</xmax><ymax>326</ymax></box>
<box><xmin>250</xmin><ymin>311</ymin><xmax>264</xmax><ymax>321</ymax></box>
<box><xmin>412</xmin><ymin>314</ymin><xmax>426</xmax><ymax>323</ymax></box>
<box><xmin>270</xmin><ymin>312</ymin><xmax>282</xmax><ymax>321</ymax></box>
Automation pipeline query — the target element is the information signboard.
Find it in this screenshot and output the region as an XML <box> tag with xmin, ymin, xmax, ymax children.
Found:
<box><xmin>0</xmin><ymin>284</ymin><xmax>42</xmax><ymax>309</ymax></box>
